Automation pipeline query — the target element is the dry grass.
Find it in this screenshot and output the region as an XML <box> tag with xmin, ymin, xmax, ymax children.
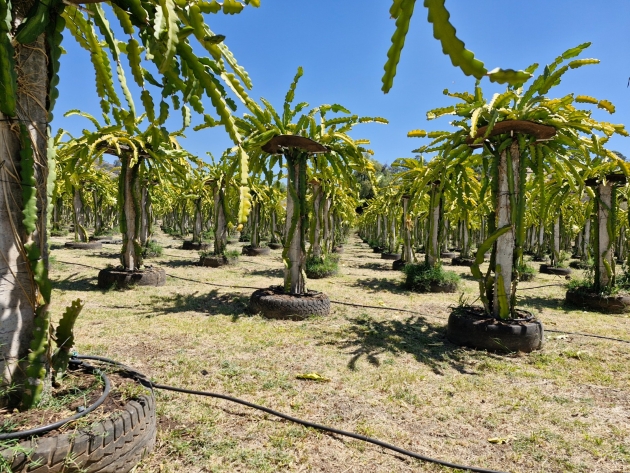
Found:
<box><xmin>48</xmin><ymin>232</ymin><xmax>630</xmax><ymax>473</ymax></box>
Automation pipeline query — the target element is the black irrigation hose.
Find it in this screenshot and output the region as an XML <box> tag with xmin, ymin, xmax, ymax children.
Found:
<box><xmin>0</xmin><ymin>361</ymin><xmax>110</xmax><ymax>440</ymax></box>
<box><xmin>53</xmin><ymin>260</ymin><xmax>630</xmax><ymax>345</ymax></box>
<box><xmin>75</xmin><ymin>355</ymin><xmax>507</xmax><ymax>473</ymax></box>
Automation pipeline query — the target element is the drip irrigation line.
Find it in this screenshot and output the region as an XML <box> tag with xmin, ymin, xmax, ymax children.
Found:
<box><xmin>74</xmin><ymin>355</ymin><xmax>507</xmax><ymax>473</ymax></box>
<box><xmin>0</xmin><ymin>361</ymin><xmax>110</xmax><ymax>440</ymax></box>
<box><xmin>513</xmin><ymin>284</ymin><xmax>568</xmax><ymax>291</ymax></box>
<box><xmin>52</xmin><ymin>259</ymin><xmax>630</xmax><ymax>345</ymax></box>
<box><xmin>545</xmin><ymin>328</ymin><xmax>630</xmax><ymax>344</ymax></box>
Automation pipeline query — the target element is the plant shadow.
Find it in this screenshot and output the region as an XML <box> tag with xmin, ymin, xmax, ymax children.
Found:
<box><xmin>321</xmin><ymin>314</ymin><xmax>479</xmax><ymax>375</ymax></box>
<box><xmin>52</xmin><ymin>272</ymin><xmax>98</xmax><ymax>292</ymax></box>
<box><xmin>144</xmin><ymin>289</ymin><xmax>249</xmax><ymax>318</ymax></box>
<box><xmin>247</xmin><ymin>268</ymin><xmax>284</xmax><ymax>278</ymax></box>
<box><xmin>516</xmin><ymin>294</ymin><xmax>572</xmax><ymax>313</ymax></box>
<box><xmin>353</xmin><ymin>277</ymin><xmax>405</xmax><ymax>294</ymax></box>
<box><xmin>356</xmin><ymin>262</ymin><xmax>392</xmax><ymax>272</ymax></box>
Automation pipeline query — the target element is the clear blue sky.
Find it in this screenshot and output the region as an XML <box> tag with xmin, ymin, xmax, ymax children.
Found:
<box><xmin>54</xmin><ymin>1</ymin><xmax>630</xmax><ymax>164</ymax></box>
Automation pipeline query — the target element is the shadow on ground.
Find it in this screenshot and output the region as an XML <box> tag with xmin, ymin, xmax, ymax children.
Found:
<box><xmin>320</xmin><ymin>314</ymin><xmax>481</xmax><ymax>375</ymax></box>
<box><xmin>144</xmin><ymin>289</ymin><xmax>249</xmax><ymax>318</ymax></box>
<box><xmin>161</xmin><ymin>258</ymin><xmax>196</xmax><ymax>268</ymax></box>
<box><xmin>52</xmin><ymin>272</ymin><xmax>98</xmax><ymax>292</ymax></box>
<box><xmin>246</xmin><ymin>268</ymin><xmax>284</xmax><ymax>278</ymax></box>
<box><xmin>353</xmin><ymin>277</ymin><xmax>405</xmax><ymax>294</ymax></box>
<box><xmin>516</xmin><ymin>293</ymin><xmax>572</xmax><ymax>313</ymax></box>
<box><xmin>354</xmin><ymin>262</ymin><xmax>392</xmax><ymax>272</ymax></box>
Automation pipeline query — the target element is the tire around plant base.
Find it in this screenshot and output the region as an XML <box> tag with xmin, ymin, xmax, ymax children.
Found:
<box><xmin>65</xmin><ymin>241</ymin><xmax>103</xmax><ymax>250</ymax></box>
<box><xmin>447</xmin><ymin>308</ymin><xmax>544</xmax><ymax>353</ymax></box>
<box><xmin>569</xmin><ymin>260</ymin><xmax>591</xmax><ymax>270</ymax></box>
<box><xmin>451</xmin><ymin>256</ymin><xmax>474</xmax><ymax>267</ymax></box>
<box><xmin>268</xmin><ymin>242</ymin><xmax>283</xmax><ymax>250</ymax></box>
<box><xmin>182</xmin><ymin>241</ymin><xmax>210</xmax><ymax>251</ymax></box>
<box><xmin>249</xmin><ymin>286</ymin><xmax>330</xmax><ymax>320</ymax></box>
<box><xmin>0</xmin><ymin>394</ymin><xmax>156</xmax><ymax>473</ymax></box>
<box><xmin>539</xmin><ymin>264</ymin><xmax>571</xmax><ymax>276</ymax></box>
<box><xmin>440</xmin><ymin>252</ymin><xmax>457</xmax><ymax>259</ymax></box>
<box><xmin>519</xmin><ymin>272</ymin><xmax>535</xmax><ymax>282</ymax></box>
<box><xmin>97</xmin><ymin>267</ymin><xmax>166</xmax><ymax>289</ymax></box>
<box><xmin>565</xmin><ymin>289</ymin><xmax>630</xmax><ymax>314</ymax></box>
<box><xmin>380</xmin><ymin>252</ymin><xmax>401</xmax><ymax>261</ymax></box>
<box><xmin>305</xmin><ymin>268</ymin><xmax>338</xmax><ymax>279</ymax></box>
<box><xmin>242</xmin><ymin>245</ymin><xmax>270</xmax><ymax>256</ymax></box>
<box><xmin>392</xmin><ymin>259</ymin><xmax>406</xmax><ymax>271</ymax></box>
<box><xmin>199</xmin><ymin>255</ymin><xmax>236</xmax><ymax>268</ymax></box>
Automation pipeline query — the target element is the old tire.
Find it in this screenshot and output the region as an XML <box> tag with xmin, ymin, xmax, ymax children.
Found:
<box><xmin>539</xmin><ymin>264</ymin><xmax>572</xmax><ymax>276</ymax></box>
<box><xmin>569</xmin><ymin>260</ymin><xmax>591</xmax><ymax>270</ymax></box>
<box><xmin>0</xmin><ymin>394</ymin><xmax>156</xmax><ymax>473</ymax></box>
<box><xmin>242</xmin><ymin>246</ymin><xmax>270</xmax><ymax>256</ymax></box>
<box><xmin>392</xmin><ymin>259</ymin><xmax>407</xmax><ymax>271</ymax></box>
<box><xmin>199</xmin><ymin>255</ymin><xmax>236</xmax><ymax>267</ymax></box>
<box><xmin>565</xmin><ymin>289</ymin><xmax>630</xmax><ymax>314</ymax></box>
<box><xmin>249</xmin><ymin>286</ymin><xmax>330</xmax><ymax>320</ymax></box>
<box><xmin>519</xmin><ymin>272</ymin><xmax>535</xmax><ymax>282</ymax></box>
<box><xmin>451</xmin><ymin>256</ymin><xmax>474</xmax><ymax>267</ymax></box>
<box><xmin>447</xmin><ymin>307</ymin><xmax>544</xmax><ymax>353</ymax></box>
<box><xmin>97</xmin><ymin>267</ymin><xmax>166</xmax><ymax>289</ymax></box>
<box><xmin>440</xmin><ymin>252</ymin><xmax>457</xmax><ymax>259</ymax></box>
<box><xmin>268</xmin><ymin>242</ymin><xmax>283</xmax><ymax>250</ymax></box>
<box><xmin>182</xmin><ymin>241</ymin><xmax>210</xmax><ymax>251</ymax></box>
<box><xmin>381</xmin><ymin>252</ymin><xmax>401</xmax><ymax>261</ymax></box>
<box><xmin>65</xmin><ymin>241</ymin><xmax>102</xmax><ymax>250</ymax></box>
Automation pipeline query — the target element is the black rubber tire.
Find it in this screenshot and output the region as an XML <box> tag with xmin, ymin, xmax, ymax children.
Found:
<box><xmin>392</xmin><ymin>259</ymin><xmax>406</xmax><ymax>271</ymax></box>
<box><xmin>268</xmin><ymin>243</ymin><xmax>283</xmax><ymax>250</ymax></box>
<box><xmin>451</xmin><ymin>256</ymin><xmax>474</xmax><ymax>267</ymax></box>
<box><xmin>65</xmin><ymin>241</ymin><xmax>102</xmax><ymax>250</ymax></box>
<box><xmin>242</xmin><ymin>246</ymin><xmax>270</xmax><ymax>256</ymax></box>
<box><xmin>519</xmin><ymin>272</ymin><xmax>535</xmax><ymax>282</ymax></box>
<box><xmin>569</xmin><ymin>260</ymin><xmax>591</xmax><ymax>270</ymax></box>
<box><xmin>199</xmin><ymin>255</ymin><xmax>236</xmax><ymax>267</ymax></box>
<box><xmin>97</xmin><ymin>267</ymin><xmax>166</xmax><ymax>289</ymax></box>
<box><xmin>440</xmin><ymin>252</ymin><xmax>457</xmax><ymax>259</ymax></box>
<box><xmin>0</xmin><ymin>394</ymin><xmax>156</xmax><ymax>473</ymax></box>
<box><xmin>539</xmin><ymin>264</ymin><xmax>572</xmax><ymax>276</ymax></box>
<box><xmin>447</xmin><ymin>308</ymin><xmax>544</xmax><ymax>353</ymax></box>
<box><xmin>565</xmin><ymin>289</ymin><xmax>630</xmax><ymax>314</ymax></box>
<box><xmin>249</xmin><ymin>286</ymin><xmax>330</xmax><ymax>320</ymax></box>
<box><xmin>182</xmin><ymin>241</ymin><xmax>210</xmax><ymax>251</ymax></box>
<box><xmin>380</xmin><ymin>252</ymin><xmax>401</xmax><ymax>261</ymax></box>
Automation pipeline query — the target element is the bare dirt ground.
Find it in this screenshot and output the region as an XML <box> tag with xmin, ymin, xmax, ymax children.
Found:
<box><xmin>48</xmin><ymin>231</ymin><xmax>630</xmax><ymax>473</ymax></box>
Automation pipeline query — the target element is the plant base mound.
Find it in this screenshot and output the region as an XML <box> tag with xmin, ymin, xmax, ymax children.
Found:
<box><xmin>569</xmin><ymin>260</ymin><xmax>591</xmax><ymax>270</ymax></box>
<box><xmin>0</xmin><ymin>391</ymin><xmax>156</xmax><ymax>473</ymax></box>
<box><xmin>199</xmin><ymin>255</ymin><xmax>236</xmax><ymax>268</ymax></box>
<box><xmin>97</xmin><ymin>267</ymin><xmax>166</xmax><ymax>289</ymax></box>
<box><xmin>565</xmin><ymin>289</ymin><xmax>630</xmax><ymax>314</ymax></box>
<box><xmin>182</xmin><ymin>241</ymin><xmax>210</xmax><ymax>251</ymax></box>
<box><xmin>249</xmin><ymin>286</ymin><xmax>330</xmax><ymax>320</ymax></box>
<box><xmin>332</xmin><ymin>245</ymin><xmax>344</xmax><ymax>254</ymax></box>
<box><xmin>242</xmin><ymin>245</ymin><xmax>270</xmax><ymax>256</ymax></box>
<box><xmin>539</xmin><ymin>264</ymin><xmax>571</xmax><ymax>276</ymax></box>
<box><xmin>305</xmin><ymin>267</ymin><xmax>338</xmax><ymax>279</ymax></box>
<box><xmin>65</xmin><ymin>241</ymin><xmax>102</xmax><ymax>250</ymax></box>
<box><xmin>451</xmin><ymin>256</ymin><xmax>474</xmax><ymax>267</ymax></box>
<box><xmin>519</xmin><ymin>272</ymin><xmax>535</xmax><ymax>282</ymax></box>
<box><xmin>380</xmin><ymin>252</ymin><xmax>400</xmax><ymax>261</ymax></box>
<box><xmin>392</xmin><ymin>259</ymin><xmax>407</xmax><ymax>271</ymax></box>
<box><xmin>268</xmin><ymin>242</ymin><xmax>283</xmax><ymax>250</ymax></box>
<box><xmin>447</xmin><ymin>306</ymin><xmax>544</xmax><ymax>353</ymax></box>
